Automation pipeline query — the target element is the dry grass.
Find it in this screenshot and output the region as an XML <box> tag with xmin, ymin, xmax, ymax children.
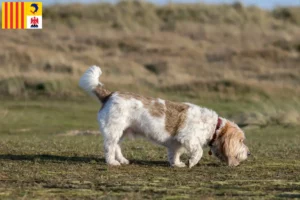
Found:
<box><xmin>0</xmin><ymin>1</ymin><xmax>299</xmax><ymax>100</ymax></box>
<box><xmin>0</xmin><ymin>1</ymin><xmax>299</xmax><ymax>119</ymax></box>
<box><xmin>1</xmin><ymin>2</ymin><xmax>300</xmax><ymax>125</ymax></box>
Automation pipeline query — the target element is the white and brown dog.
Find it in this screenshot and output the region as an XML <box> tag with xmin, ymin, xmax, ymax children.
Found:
<box><xmin>79</xmin><ymin>66</ymin><xmax>250</xmax><ymax>168</ymax></box>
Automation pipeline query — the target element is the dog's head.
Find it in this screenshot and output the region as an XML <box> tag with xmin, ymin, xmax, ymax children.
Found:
<box><xmin>210</xmin><ymin>121</ymin><xmax>250</xmax><ymax>166</ymax></box>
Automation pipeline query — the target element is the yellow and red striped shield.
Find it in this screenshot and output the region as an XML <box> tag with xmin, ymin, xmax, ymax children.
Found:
<box><xmin>2</xmin><ymin>2</ymin><xmax>42</xmax><ymax>29</ymax></box>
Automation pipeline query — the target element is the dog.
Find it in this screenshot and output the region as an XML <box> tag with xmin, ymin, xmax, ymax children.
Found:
<box><xmin>79</xmin><ymin>66</ymin><xmax>250</xmax><ymax>168</ymax></box>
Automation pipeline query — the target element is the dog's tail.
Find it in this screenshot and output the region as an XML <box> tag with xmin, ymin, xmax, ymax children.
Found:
<box><xmin>79</xmin><ymin>65</ymin><xmax>112</xmax><ymax>103</ymax></box>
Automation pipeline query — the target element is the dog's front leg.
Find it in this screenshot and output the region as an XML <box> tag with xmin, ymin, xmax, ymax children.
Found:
<box><xmin>167</xmin><ymin>146</ymin><xmax>186</xmax><ymax>168</ymax></box>
<box><xmin>188</xmin><ymin>145</ymin><xmax>203</xmax><ymax>168</ymax></box>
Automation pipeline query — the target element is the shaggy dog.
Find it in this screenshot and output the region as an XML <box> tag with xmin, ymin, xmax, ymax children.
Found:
<box><xmin>79</xmin><ymin>66</ymin><xmax>250</xmax><ymax>168</ymax></box>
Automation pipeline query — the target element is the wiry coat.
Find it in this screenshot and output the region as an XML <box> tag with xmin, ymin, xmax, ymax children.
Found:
<box><xmin>79</xmin><ymin>66</ymin><xmax>250</xmax><ymax>168</ymax></box>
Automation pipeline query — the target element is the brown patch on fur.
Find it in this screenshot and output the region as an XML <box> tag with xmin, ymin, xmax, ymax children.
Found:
<box><xmin>165</xmin><ymin>101</ymin><xmax>189</xmax><ymax>136</ymax></box>
<box><xmin>119</xmin><ymin>92</ymin><xmax>165</xmax><ymax>117</ymax></box>
<box><xmin>118</xmin><ymin>92</ymin><xmax>189</xmax><ymax>135</ymax></box>
<box><xmin>94</xmin><ymin>85</ymin><xmax>112</xmax><ymax>104</ymax></box>
<box><xmin>149</xmin><ymin>101</ymin><xmax>165</xmax><ymax>117</ymax></box>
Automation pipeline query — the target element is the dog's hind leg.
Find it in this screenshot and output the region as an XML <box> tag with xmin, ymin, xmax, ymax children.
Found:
<box><xmin>115</xmin><ymin>144</ymin><xmax>129</xmax><ymax>164</ymax></box>
<box><xmin>98</xmin><ymin>105</ymin><xmax>129</xmax><ymax>166</ymax></box>
<box><xmin>103</xmin><ymin>135</ymin><xmax>120</xmax><ymax>166</ymax></box>
<box><xmin>113</xmin><ymin>128</ymin><xmax>133</xmax><ymax>165</ymax></box>
<box><xmin>101</xmin><ymin>125</ymin><xmax>125</xmax><ymax>166</ymax></box>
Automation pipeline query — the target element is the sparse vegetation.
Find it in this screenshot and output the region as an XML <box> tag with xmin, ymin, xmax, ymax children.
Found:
<box><xmin>0</xmin><ymin>1</ymin><xmax>300</xmax><ymax>199</ymax></box>
<box><xmin>1</xmin><ymin>100</ymin><xmax>300</xmax><ymax>199</ymax></box>
<box><xmin>0</xmin><ymin>1</ymin><xmax>299</xmax><ymax>101</ymax></box>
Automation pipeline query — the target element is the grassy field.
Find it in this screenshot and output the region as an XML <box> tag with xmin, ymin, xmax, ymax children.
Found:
<box><xmin>0</xmin><ymin>1</ymin><xmax>300</xmax><ymax>199</ymax></box>
<box><xmin>0</xmin><ymin>99</ymin><xmax>300</xmax><ymax>199</ymax></box>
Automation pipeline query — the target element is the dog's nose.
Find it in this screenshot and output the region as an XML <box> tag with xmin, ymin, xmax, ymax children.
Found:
<box><xmin>247</xmin><ymin>152</ymin><xmax>251</xmax><ymax>156</ymax></box>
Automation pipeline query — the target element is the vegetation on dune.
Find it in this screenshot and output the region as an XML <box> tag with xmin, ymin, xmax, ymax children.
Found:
<box><xmin>0</xmin><ymin>1</ymin><xmax>299</xmax><ymax>101</ymax></box>
<box><xmin>42</xmin><ymin>1</ymin><xmax>300</xmax><ymax>27</ymax></box>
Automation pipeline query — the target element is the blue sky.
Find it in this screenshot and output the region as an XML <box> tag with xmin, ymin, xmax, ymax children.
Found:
<box><xmin>1</xmin><ymin>0</ymin><xmax>300</xmax><ymax>9</ymax></box>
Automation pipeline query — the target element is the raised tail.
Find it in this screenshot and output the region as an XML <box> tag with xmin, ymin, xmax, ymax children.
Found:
<box><xmin>79</xmin><ymin>65</ymin><xmax>112</xmax><ymax>103</ymax></box>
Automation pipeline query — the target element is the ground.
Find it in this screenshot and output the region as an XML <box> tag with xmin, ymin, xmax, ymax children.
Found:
<box><xmin>0</xmin><ymin>99</ymin><xmax>299</xmax><ymax>199</ymax></box>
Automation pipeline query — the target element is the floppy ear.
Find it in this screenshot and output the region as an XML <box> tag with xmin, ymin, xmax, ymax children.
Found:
<box><xmin>220</xmin><ymin>123</ymin><xmax>240</xmax><ymax>166</ymax></box>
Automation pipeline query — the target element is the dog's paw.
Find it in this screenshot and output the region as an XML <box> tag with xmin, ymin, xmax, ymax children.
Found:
<box><xmin>107</xmin><ymin>160</ymin><xmax>121</xmax><ymax>166</ymax></box>
<box><xmin>188</xmin><ymin>159</ymin><xmax>197</xmax><ymax>168</ymax></box>
<box><xmin>119</xmin><ymin>158</ymin><xmax>130</xmax><ymax>165</ymax></box>
<box><xmin>172</xmin><ymin>162</ymin><xmax>186</xmax><ymax>168</ymax></box>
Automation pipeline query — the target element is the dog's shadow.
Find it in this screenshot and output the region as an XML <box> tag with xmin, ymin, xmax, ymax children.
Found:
<box><xmin>0</xmin><ymin>154</ymin><xmax>169</xmax><ymax>167</ymax></box>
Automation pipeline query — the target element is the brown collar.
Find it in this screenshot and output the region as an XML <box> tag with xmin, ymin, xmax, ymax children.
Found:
<box><xmin>208</xmin><ymin>117</ymin><xmax>222</xmax><ymax>147</ymax></box>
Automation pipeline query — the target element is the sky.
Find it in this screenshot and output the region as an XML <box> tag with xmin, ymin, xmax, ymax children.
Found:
<box><xmin>1</xmin><ymin>0</ymin><xmax>300</xmax><ymax>9</ymax></box>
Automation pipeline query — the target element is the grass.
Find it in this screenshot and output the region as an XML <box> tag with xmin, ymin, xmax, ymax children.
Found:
<box><xmin>0</xmin><ymin>99</ymin><xmax>300</xmax><ymax>199</ymax></box>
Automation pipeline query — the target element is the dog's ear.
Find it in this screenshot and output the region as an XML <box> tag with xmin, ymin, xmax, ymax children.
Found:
<box><xmin>219</xmin><ymin>122</ymin><xmax>240</xmax><ymax>166</ymax></box>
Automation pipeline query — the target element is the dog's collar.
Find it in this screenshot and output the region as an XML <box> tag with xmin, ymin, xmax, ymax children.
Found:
<box><xmin>208</xmin><ymin>117</ymin><xmax>222</xmax><ymax>147</ymax></box>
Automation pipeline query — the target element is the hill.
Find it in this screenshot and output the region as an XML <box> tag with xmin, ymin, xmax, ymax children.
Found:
<box><xmin>0</xmin><ymin>1</ymin><xmax>299</xmax><ymax>124</ymax></box>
